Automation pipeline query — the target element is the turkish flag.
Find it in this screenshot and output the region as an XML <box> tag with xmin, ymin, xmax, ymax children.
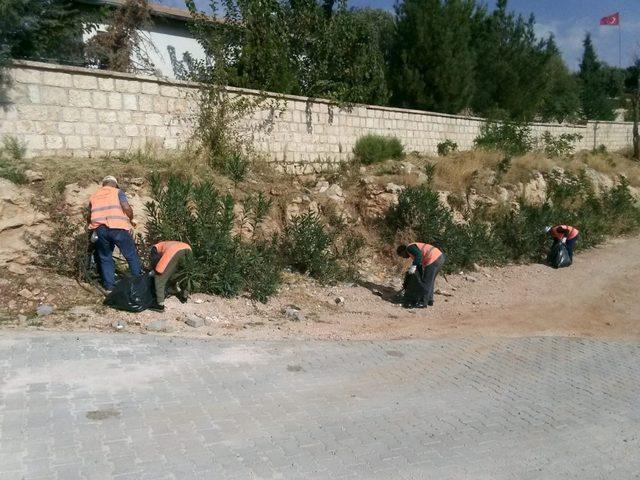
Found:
<box><xmin>600</xmin><ymin>12</ymin><xmax>619</xmax><ymax>26</ymax></box>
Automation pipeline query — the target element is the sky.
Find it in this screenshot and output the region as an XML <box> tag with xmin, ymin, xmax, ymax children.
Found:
<box><xmin>155</xmin><ymin>0</ymin><xmax>640</xmax><ymax>70</ymax></box>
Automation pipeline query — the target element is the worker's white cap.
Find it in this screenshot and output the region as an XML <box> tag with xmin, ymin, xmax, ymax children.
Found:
<box><xmin>102</xmin><ymin>175</ymin><xmax>118</xmax><ymax>186</ymax></box>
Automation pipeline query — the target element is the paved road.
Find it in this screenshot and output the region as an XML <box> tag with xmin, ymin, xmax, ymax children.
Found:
<box><xmin>0</xmin><ymin>332</ymin><xmax>639</xmax><ymax>480</ymax></box>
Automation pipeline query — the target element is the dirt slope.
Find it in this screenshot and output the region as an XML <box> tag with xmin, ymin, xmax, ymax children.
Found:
<box><xmin>11</xmin><ymin>235</ymin><xmax>639</xmax><ymax>341</ymax></box>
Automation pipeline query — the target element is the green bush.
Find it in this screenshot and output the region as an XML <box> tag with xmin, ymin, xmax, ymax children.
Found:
<box><xmin>437</xmin><ymin>139</ymin><xmax>458</xmax><ymax>156</ymax></box>
<box><xmin>280</xmin><ymin>212</ymin><xmax>364</xmax><ymax>283</ymax></box>
<box><xmin>540</xmin><ymin>131</ymin><xmax>582</xmax><ymax>157</ymax></box>
<box><xmin>0</xmin><ymin>136</ymin><xmax>27</xmax><ymax>184</ymax></box>
<box><xmin>474</xmin><ymin>121</ymin><xmax>533</xmax><ymax>156</ymax></box>
<box><xmin>385</xmin><ymin>174</ymin><xmax>640</xmax><ymax>272</ymax></box>
<box><xmin>145</xmin><ymin>174</ymin><xmax>280</xmax><ymax>302</ymax></box>
<box><xmin>353</xmin><ymin>134</ymin><xmax>404</xmax><ymax>165</ymax></box>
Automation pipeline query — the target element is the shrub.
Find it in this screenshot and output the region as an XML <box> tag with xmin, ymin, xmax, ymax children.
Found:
<box><xmin>385</xmin><ymin>175</ymin><xmax>640</xmax><ymax>272</ymax></box>
<box><xmin>280</xmin><ymin>212</ymin><xmax>364</xmax><ymax>283</ymax></box>
<box><xmin>145</xmin><ymin>174</ymin><xmax>280</xmax><ymax>302</ymax></box>
<box><xmin>219</xmin><ymin>152</ymin><xmax>250</xmax><ymax>185</ymax></box>
<box><xmin>474</xmin><ymin>121</ymin><xmax>533</xmax><ymax>156</ymax></box>
<box><xmin>0</xmin><ymin>136</ymin><xmax>27</xmax><ymax>184</ymax></box>
<box><xmin>437</xmin><ymin>139</ymin><xmax>458</xmax><ymax>156</ymax></box>
<box><xmin>353</xmin><ymin>134</ymin><xmax>404</xmax><ymax>165</ymax></box>
<box><xmin>540</xmin><ymin>131</ymin><xmax>582</xmax><ymax>157</ymax></box>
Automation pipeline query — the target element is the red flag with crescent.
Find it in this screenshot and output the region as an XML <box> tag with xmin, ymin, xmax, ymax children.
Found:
<box><xmin>600</xmin><ymin>12</ymin><xmax>619</xmax><ymax>26</ymax></box>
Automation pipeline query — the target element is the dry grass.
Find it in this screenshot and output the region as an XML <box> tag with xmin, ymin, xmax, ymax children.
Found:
<box><xmin>428</xmin><ymin>150</ymin><xmax>501</xmax><ymax>192</ymax></box>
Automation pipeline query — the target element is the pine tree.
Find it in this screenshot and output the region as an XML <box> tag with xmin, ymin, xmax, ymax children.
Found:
<box><xmin>538</xmin><ymin>36</ymin><xmax>580</xmax><ymax>122</ymax></box>
<box><xmin>391</xmin><ymin>0</ymin><xmax>476</xmax><ymax>113</ymax></box>
<box><xmin>578</xmin><ymin>33</ymin><xmax>615</xmax><ymax>121</ymax></box>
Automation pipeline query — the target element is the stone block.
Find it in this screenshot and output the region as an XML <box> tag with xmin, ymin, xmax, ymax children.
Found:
<box><xmin>41</xmin><ymin>86</ymin><xmax>68</xmax><ymax>106</ymax></box>
<box><xmin>24</xmin><ymin>134</ymin><xmax>45</xmax><ymax>150</ymax></box>
<box><xmin>61</xmin><ymin>107</ymin><xmax>81</xmax><ymax>122</ymax></box>
<box><xmin>26</xmin><ymin>84</ymin><xmax>40</xmax><ymax>103</ymax></box>
<box><xmin>12</xmin><ymin>68</ymin><xmax>41</xmax><ymax>84</ymax></box>
<box><xmin>124</xmin><ymin>125</ymin><xmax>138</xmax><ymax>137</ymax></box>
<box><xmin>17</xmin><ymin>105</ymin><xmax>48</xmax><ymax>121</ymax></box>
<box><xmin>99</xmin><ymin>137</ymin><xmax>115</xmax><ymax>150</ymax></box>
<box><xmin>83</xmin><ymin>136</ymin><xmax>98</xmax><ymax>148</ymax></box>
<box><xmin>80</xmin><ymin>108</ymin><xmax>98</xmax><ymax>123</ymax></box>
<box><xmin>163</xmin><ymin>138</ymin><xmax>178</xmax><ymax>149</ymax></box>
<box><xmin>153</xmin><ymin>96</ymin><xmax>168</xmax><ymax>113</ymax></box>
<box><xmin>98</xmin><ymin>110</ymin><xmax>118</xmax><ymax>124</ymax></box>
<box><xmin>115</xmin><ymin>137</ymin><xmax>132</xmax><ymax>150</ymax></box>
<box><xmin>75</xmin><ymin>123</ymin><xmax>91</xmax><ymax>135</ymax></box>
<box><xmin>73</xmin><ymin>75</ymin><xmax>98</xmax><ymax>90</ymax></box>
<box><xmin>45</xmin><ymin>135</ymin><xmax>64</xmax><ymax>149</ymax></box>
<box><xmin>122</xmin><ymin>94</ymin><xmax>138</xmax><ymax>111</ymax></box>
<box><xmin>97</xmin><ymin>77</ymin><xmax>114</xmax><ymax>91</ymax></box>
<box><xmin>131</xmin><ymin>112</ymin><xmax>146</xmax><ymax>124</ymax></box>
<box><xmin>115</xmin><ymin>79</ymin><xmax>141</xmax><ymax>93</ymax></box>
<box><xmin>117</xmin><ymin>111</ymin><xmax>132</xmax><ymax>124</ymax></box>
<box><xmin>141</xmin><ymin>82</ymin><xmax>160</xmax><ymax>95</ymax></box>
<box><xmin>58</xmin><ymin>122</ymin><xmax>74</xmax><ymax>135</ymax></box>
<box><xmin>42</xmin><ymin>71</ymin><xmax>72</xmax><ymax>87</ymax></box>
<box><xmin>138</xmin><ymin>95</ymin><xmax>154</xmax><ymax>112</ymax></box>
<box><xmin>92</xmin><ymin>91</ymin><xmax>108</xmax><ymax>109</ymax></box>
<box><xmin>107</xmin><ymin>92</ymin><xmax>122</xmax><ymax>110</ymax></box>
<box><xmin>160</xmin><ymin>85</ymin><xmax>179</xmax><ymax>98</ymax></box>
<box><xmin>146</xmin><ymin>113</ymin><xmax>163</xmax><ymax>126</ymax></box>
<box><xmin>65</xmin><ymin>135</ymin><xmax>82</xmax><ymax>149</ymax></box>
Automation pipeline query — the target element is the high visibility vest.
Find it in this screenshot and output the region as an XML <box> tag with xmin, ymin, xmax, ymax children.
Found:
<box><xmin>89</xmin><ymin>186</ymin><xmax>131</xmax><ymax>230</ymax></box>
<box><xmin>409</xmin><ymin>242</ymin><xmax>443</xmax><ymax>266</ymax></box>
<box><xmin>154</xmin><ymin>241</ymin><xmax>192</xmax><ymax>274</ymax></box>
<box><xmin>551</xmin><ymin>225</ymin><xmax>579</xmax><ymax>241</ymax></box>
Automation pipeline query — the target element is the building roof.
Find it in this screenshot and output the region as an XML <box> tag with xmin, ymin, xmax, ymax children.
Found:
<box><xmin>75</xmin><ymin>0</ymin><xmax>195</xmax><ymax>22</ymax></box>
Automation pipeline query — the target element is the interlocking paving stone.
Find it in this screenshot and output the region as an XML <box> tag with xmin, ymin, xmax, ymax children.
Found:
<box><xmin>0</xmin><ymin>332</ymin><xmax>639</xmax><ymax>479</ymax></box>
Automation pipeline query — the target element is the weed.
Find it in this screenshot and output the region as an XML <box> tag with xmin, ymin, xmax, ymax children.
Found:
<box><xmin>219</xmin><ymin>152</ymin><xmax>250</xmax><ymax>185</ymax></box>
<box><xmin>353</xmin><ymin>134</ymin><xmax>404</xmax><ymax>165</ymax></box>
<box><xmin>540</xmin><ymin>131</ymin><xmax>582</xmax><ymax>157</ymax></box>
<box><xmin>474</xmin><ymin>120</ymin><xmax>533</xmax><ymax>156</ymax></box>
<box><xmin>437</xmin><ymin>139</ymin><xmax>458</xmax><ymax>156</ymax></box>
<box><xmin>0</xmin><ymin>135</ymin><xmax>27</xmax><ymax>184</ymax></box>
<box><xmin>423</xmin><ymin>162</ymin><xmax>436</xmax><ymax>184</ymax></box>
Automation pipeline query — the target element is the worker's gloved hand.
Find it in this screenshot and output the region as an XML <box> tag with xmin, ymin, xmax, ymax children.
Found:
<box><xmin>408</xmin><ymin>265</ymin><xmax>417</xmax><ymax>275</ymax></box>
<box><xmin>561</xmin><ymin>237</ymin><xmax>567</xmax><ymax>244</ymax></box>
<box><xmin>131</xmin><ymin>219</ymin><xmax>138</xmax><ymax>228</ymax></box>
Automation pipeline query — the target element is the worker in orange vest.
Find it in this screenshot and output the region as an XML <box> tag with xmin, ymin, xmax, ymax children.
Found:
<box><xmin>396</xmin><ymin>242</ymin><xmax>446</xmax><ymax>308</ymax></box>
<box><xmin>88</xmin><ymin>176</ymin><xmax>141</xmax><ymax>292</ymax></box>
<box><xmin>545</xmin><ymin>225</ymin><xmax>580</xmax><ymax>261</ymax></box>
<box><xmin>149</xmin><ymin>241</ymin><xmax>192</xmax><ymax>312</ymax></box>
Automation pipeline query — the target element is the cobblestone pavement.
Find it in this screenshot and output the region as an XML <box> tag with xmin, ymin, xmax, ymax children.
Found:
<box><xmin>0</xmin><ymin>332</ymin><xmax>639</xmax><ymax>480</ymax></box>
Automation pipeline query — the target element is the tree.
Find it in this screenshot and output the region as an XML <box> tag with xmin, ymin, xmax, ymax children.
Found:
<box><xmin>0</xmin><ymin>0</ymin><xmax>92</xmax><ymax>66</ymax></box>
<box><xmin>578</xmin><ymin>33</ymin><xmax>615</xmax><ymax>121</ymax></box>
<box><xmin>538</xmin><ymin>36</ymin><xmax>580</xmax><ymax>123</ymax></box>
<box><xmin>471</xmin><ymin>0</ymin><xmax>550</xmax><ymax>120</ymax></box>
<box><xmin>85</xmin><ymin>0</ymin><xmax>156</xmax><ymax>74</ymax></box>
<box><xmin>392</xmin><ymin>0</ymin><xmax>476</xmax><ymax>113</ymax></box>
<box><xmin>624</xmin><ymin>60</ymin><xmax>640</xmax><ymax>160</ymax></box>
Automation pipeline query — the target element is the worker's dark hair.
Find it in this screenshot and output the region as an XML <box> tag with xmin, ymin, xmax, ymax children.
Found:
<box><xmin>396</xmin><ymin>244</ymin><xmax>408</xmax><ymax>256</ymax></box>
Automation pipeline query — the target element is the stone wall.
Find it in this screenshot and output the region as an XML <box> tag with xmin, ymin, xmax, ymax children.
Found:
<box><xmin>0</xmin><ymin>61</ymin><xmax>634</xmax><ymax>174</ymax></box>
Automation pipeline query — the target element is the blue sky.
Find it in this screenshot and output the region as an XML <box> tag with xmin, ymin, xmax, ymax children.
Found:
<box><xmin>156</xmin><ymin>0</ymin><xmax>640</xmax><ymax>70</ymax></box>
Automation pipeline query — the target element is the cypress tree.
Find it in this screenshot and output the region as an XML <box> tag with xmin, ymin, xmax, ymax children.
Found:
<box><xmin>578</xmin><ymin>33</ymin><xmax>615</xmax><ymax>121</ymax></box>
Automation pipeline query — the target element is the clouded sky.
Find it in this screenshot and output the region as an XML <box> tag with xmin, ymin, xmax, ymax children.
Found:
<box><xmin>156</xmin><ymin>0</ymin><xmax>640</xmax><ymax>70</ymax></box>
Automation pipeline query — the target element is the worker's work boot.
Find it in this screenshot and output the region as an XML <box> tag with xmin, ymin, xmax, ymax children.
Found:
<box><xmin>148</xmin><ymin>303</ymin><xmax>165</xmax><ymax>313</ymax></box>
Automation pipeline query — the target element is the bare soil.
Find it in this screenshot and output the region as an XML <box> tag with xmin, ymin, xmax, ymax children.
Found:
<box><xmin>2</xmin><ymin>236</ymin><xmax>639</xmax><ymax>340</ymax></box>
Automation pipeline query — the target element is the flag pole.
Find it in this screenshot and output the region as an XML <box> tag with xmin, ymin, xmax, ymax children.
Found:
<box><xmin>618</xmin><ymin>21</ymin><xmax>622</xmax><ymax>67</ymax></box>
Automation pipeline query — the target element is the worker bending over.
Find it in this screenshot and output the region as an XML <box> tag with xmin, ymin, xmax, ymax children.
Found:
<box><xmin>88</xmin><ymin>176</ymin><xmax>141</xmax><ymax>292</ymax></box>
<box><xmin>545</xmin><ymin>225</ymin><xmax>580</xmax><ymax>261</ymax></box>
<box><xmin>149</xmin><ymin>241</ymin><xmax>192</xmax><ymax>312</ymax></box>
<box><xmin>396</xmin><ymin>242</ymin><xmax>445</xmax><ymax>308</ymax></box>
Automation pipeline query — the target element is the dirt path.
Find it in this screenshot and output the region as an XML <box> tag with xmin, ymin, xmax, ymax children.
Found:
<box><xmin>11</xmin><ymin>236</ymin><xmax>640</xmax><ymax>340</ymax></box>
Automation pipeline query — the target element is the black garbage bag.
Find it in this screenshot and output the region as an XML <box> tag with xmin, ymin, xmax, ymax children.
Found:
<box><xmin>104</xmin><ymin>273</ymin><xmax>156</xmax><ymax>312</ymax></box>
<box><xmin>402</xmin><ymin>271</ymin><xmax>425</xmax><ymax>305</ymax></box>
<box><xmin>547</xmin><ymin>242</ymin><xmax>572</xmax><ymax>269</ymax></box>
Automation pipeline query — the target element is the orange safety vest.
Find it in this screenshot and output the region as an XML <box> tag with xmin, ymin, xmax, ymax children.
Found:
<box><xmin>409</xmin><ymin>242</ymin><xmax>443</xmax><ymax>266</ymax></box>
<box><xmin>154</xmin><ymin>241</ymin><xmax>192</xmax><ymax>274</ymax></box>
<box><xmin>551</xmin><ymin>225</ymin><xmax>579</xmax><ymax>241</ymax></box>
<box><xmin>89</xmin><ymin>186</ymin><xmax>131</xmax><ymax>230</ymax></box>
